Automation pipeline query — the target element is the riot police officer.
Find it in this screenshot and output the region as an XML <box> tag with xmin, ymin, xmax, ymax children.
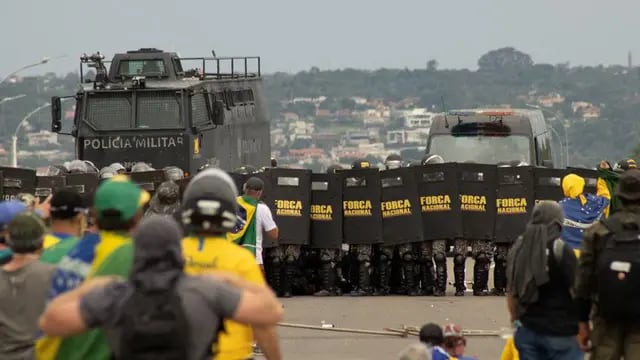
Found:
<box><xmin>346</xmin><ymin>159</ymin><xmax>375</xmax><ymax>296</ymax></box>
<box><xmin>416</xmin><ymin>154</ymin><xmax>447</xmax><ymax>296</ymax></box>
<box><xmin>131</xmin><ymin>162</ymin><xmax>154</xmax><ymax>172</ymax></box>
<box><xmin>145</xmin><ymin>181</ymin><xmax>181</xmax><ymax>217</ymax></box>
<box><xmin>163</xmin><ymin>166</ymin><xmax>185</xmax><ymax>182</ymax></box>
<box><xmin>313</xmin><ymin>164</ymin><xmax>345</xmax><ymax>297</ymax></box>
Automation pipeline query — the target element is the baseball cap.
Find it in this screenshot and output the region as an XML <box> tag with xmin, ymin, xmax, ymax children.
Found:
<box><xmin>95</xmin><ymin>175</ymin><xmax>150</xmax><ymax>221</ymax></box>
<box><xmin>0</xmin><ymin>201</ymin><xmax>27</xmax><ymax>228</ymax></box>
<box><xmin>244</xmin><ymin>177</ymin><xmax>264</xmax><ymax>191</ymax></box>
<box><xmin>6</xmin><ymin>212</ymin><xmax>45</xmax><ymax>253</ymax></box>
<box><xmin>615</xmin><ymin>168</ymin><xmax>640</xmax><ymax>201</ymax></box>
<box><xmin>442</xmin><ymin>323</ymin><xmax>463</xmax><ymax>338</ymax></box>
<box><xmin>50</xmin><ymin>189</ymin><xmax>87</xmax><ymax>220</ymax></box>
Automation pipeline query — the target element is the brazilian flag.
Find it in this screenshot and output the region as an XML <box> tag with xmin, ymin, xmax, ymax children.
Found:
<box><xmin>228</xmin><ymin>195</ymin><xmax>258</xmax><ymax>255</ymax></box>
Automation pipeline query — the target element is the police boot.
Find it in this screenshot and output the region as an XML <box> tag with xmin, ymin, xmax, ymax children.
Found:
<box><xmin>473</xmin><ymin>254</ymin><xmax>490</xmax><ymax>296</ymax></box>
<box><xmin>281</xmin><ymin>264</ymin><xmax>295</xmax><ymax>298</ymax></box>
<box><xmin>491</xmin><ymin>255</ymin><xmax>507</xmax><ymax>296</ymax></box>
<box><xmin>270</xmin><ymin>264</ymin><xmax>283</xmax><ymax>297</ymax></box>
<box><xmin>419</xmin><ymin>262</ymin><xmax>435</xmax><ymax>296</ymax></box>
<box><xmin>373</xmin><ymin>260</ymin><xmax>392</xmax><ymax>296</ymax></box>
<box><xmin>351</xmin><ymin>262</ymin><xmax>372</xmax><ymax>296</ymax></box>
<box><xmin>453</xmin><ymin>254</ymin><xmax>466</xmax><ymax>296</ymax></box>
<box><xmin>433</xmin><ymin>254</ymin><xmax>447</xmax><ymax>297</ymax></box>
<box><xmin>314</xmin><ymin>262</ymin><xmax>338</xmax><ymax>296</ymax></box>
<box><xmin>402</xmin><ymin>262</ymin><xmax>419</xmax><ymax>296</ymax></box>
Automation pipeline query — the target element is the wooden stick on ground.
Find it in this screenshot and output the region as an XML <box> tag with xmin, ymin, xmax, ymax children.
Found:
<box><xmin>277</xmin><ymin>322</ymin><xmax>409</xmax><ymax>337</ymax></box>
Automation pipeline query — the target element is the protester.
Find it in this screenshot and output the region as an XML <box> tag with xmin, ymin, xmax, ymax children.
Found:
<box><xmin>0</xmin><ymin>213</ymin><xmax>55</xmax><ymax>360</ymax></box>
<box><xmin>36</xmin><ymin>175</ymin><xmax>149</xmax><ymax>360</ymax></box>
<box><xmin>416</xmin><ymin>323</ymin><xmax>451</xmax><ymax>360</ymax></box>
<box><xmin>398</xmin><ymin>342</ymin><xmax>432</xmax><ymax>360</ymax></box>
<box><xmin>442</xmin><ymin>324</ymin><xmax>477</xmax><ymax>359</ymax></box>
<box><xmin>0</xmin><ymin>201</ymin><xmax>28</xmax><ymax>265</ymax></box>
<box><xmin>39</xmin><ymin>215</ymin><xmax>283</xmax><ymax>360</ymax></box>
<box><xmin>559</xmin><ymin>173</ymin><xmax>609</xmax><ymax>256</ymax></box>
<box><xmin>597</xmin><ymin>159</ymin><xmax>637</xmax><ymax>217</ymax></box>
<box><xmin>576</xmin><ymin>168</ymin><xmax>640</xmax><ymax>359</ymax></box>
<box><xmin>506</xmin><ymin>201</ymin><xmax>581</xmax><ymax>359</ymax></box>
<box><xmin>181</xmin><ymin>169</ymin><xmax>282</xmax><ymax>360</ymax></box>
<box><xmin>41</xmin><ymin>189</ymin><xmax>87</xmax><ymax>262</ymax></box>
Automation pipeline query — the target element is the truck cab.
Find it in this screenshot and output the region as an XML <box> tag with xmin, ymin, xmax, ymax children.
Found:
<box><xmin>425</xmin><ymin>108</ymin><xmax>554</xmax><ymax>167</ymax></box>
<box><xmin>51</xmin><ymin>48</ymin><xmax>270</xmax><ymax>173</ymax></box>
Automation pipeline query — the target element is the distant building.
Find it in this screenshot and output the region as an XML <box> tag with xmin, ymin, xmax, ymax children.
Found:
<box><xmin>538</xmin><ymin>93</ymin><xmax>565</xmax><ymax>108</ymax></box>
<box><xmin>27</xmin><ymin>130</ymin><xmax>58</xmax><ymax>147</ymax></box>
<box><xmin>403</xmin><ymin>108</ymin><xmax>435</xmax><ymax>128</ymax></box>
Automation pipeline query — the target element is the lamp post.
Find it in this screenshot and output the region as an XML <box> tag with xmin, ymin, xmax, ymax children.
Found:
<box><xmin>0</xmin><ymin>58</ymin><xmax>58</xmax><ymax>86</ymax></box>
<box><xmin>0</xmin><ymin>94</ymin><xmax>27</xmax><ymax>105</ymax></box>
<box><xmin>525</xmin><ymin>104</ymin><xmax>570</xmax><ymax>167</ymax></box>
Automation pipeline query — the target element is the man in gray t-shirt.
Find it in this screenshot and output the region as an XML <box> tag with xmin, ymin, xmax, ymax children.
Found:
<box><xmin>0</xmin><ymin>212</ymin><xmax>54</xmax><ymax>360</ymax></box>
<box><xmin>39</xmin><ymin>215</ymin><xmax>283</xmax><ymax>360</ymax></box>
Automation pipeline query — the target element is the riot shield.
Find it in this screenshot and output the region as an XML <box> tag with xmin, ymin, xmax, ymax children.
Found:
<box><xmin>494</xmin><ymin>166</ymin><xmax>535</xmax><ymax>244</ymax></box>
<box><xmin>0</xmin><ymin>167</ymin><xmax>36</xmax><ymax>201</ymax></box>
<box><xmin>339</xmin><ymin>168</ymin><xmax>383</xmax><ymax>245</ymax></box>
<box><xmin>129</xmin><ymin>170</ymin><xmax>167</xmax><ymax>195</ymax></box>
<box><xmin>413</xmin><ymin>163</ymin><xmax>462</xmax><ymax>241</ymax></box>
<box><xmin>380</xmin><ymin>168</ymin><xmax>423</xmax><ymax>246</ymax></box>
<box><xmin>309</xmin><ymin>173</ymin><xmax>343</xmax><ymax>249</ymax></box>
<box><xmin>566</xmin><ymin>167</ymin><xmax>599</xmax><ymax>195</ymax></box>
<box><xmin>36</xmin><ymin>176</ymin><xmax>67</xmax><ymax>200</ymax></box>
<box><xmin>533</xmin><ymin>167</ymin><xmax>568</xmax><ymax>202</ymax></box>
<box><xmin>458</xmin><ymin>163</ymin><xmax>497</xmax><ymax>241</ymax></box>
<box><xmin>64</xmin><ymin>173</ymin><xmax>99</xmax><ymax>206</ymax></box>
<box><xmin>260</xmin><ymin>168</ymin><xmax>311</xmax><ymax>247</ymax></box>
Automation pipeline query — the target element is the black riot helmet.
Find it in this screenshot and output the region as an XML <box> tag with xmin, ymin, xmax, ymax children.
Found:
<box><xmin>422</xmin><ymin>154</ymin><xmax>444</xmax><ymax>166</ymax></box>
<box><xmin>351</xmin><ymin>159</ymin><xmax>371</xmax><ymax>170</ymax></box>
<box><xmin>163</xmin><ymin>166</ymin><xmax>185</xmax><ymax>182</ymax></box>
<box><xmin>181</xmin><ymin>168</ymin><xmax>238</xmax><ymax>235</ymax></box>
<box><xmin>326</xmin><ymin>164</ymin><xmax>343</xmax><ymax>174</ymax></box>
<box><xmin>271</xmin><ymin>158</ymin><xmax>278</xmax><ymax>167</ymax></box>
<box><xmin>233</xmin><ymin>165</ymin><xmax>257</xmax><ymax>175</ymax></box>
<box><xmin>384</xmin><ymin>153</ymin><xmax>403</xmax><ymax>170</ymax></box>
<box><xmin>407</xmin><ymin>160</ymin><xmax>423</xmax><ymax>167</ymax></box>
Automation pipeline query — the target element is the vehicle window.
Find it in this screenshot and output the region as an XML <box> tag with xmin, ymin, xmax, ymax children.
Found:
<box><xmin>428</xmin><ymin>135</ymin><xmax>531</xmax><ymax>165</ymax></box>
<box><xmin>86</xmin><ymin>93</ymin><xmax>132</xmax><ymax>130</ymax></box>
<box><xmin>191</xmin><ymin>93</ymin><xmax>209</xmax><ymax>127</ymax></box>
<box><xmin>117</xmin><ymin>59</ymin><xmax>166</xmax><ymax>77</ymax></box>
<box><xmin>137</xmin><ymin>91</ymin><xmax>182</xmax><ymax>129</ymax></box>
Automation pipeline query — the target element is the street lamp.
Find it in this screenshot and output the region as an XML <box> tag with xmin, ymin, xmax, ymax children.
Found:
<box><xmin>11</xmin><ymin>100</ymin><xmax>71</xmax><ymax>167</ymax></box>
<box><xmin>525</xmin><ymin>104</ymin><xmax>570</xmax><ymax>167</ymax></box>
<box><xmin>0</xmin><ymin>94</ymin><xmax>27</xmax><ymax>105</ymax></box>
<box><xmin>0</xmin><ymin>56</ymin><xmax>65</xmax><ymax>86</ymax></box>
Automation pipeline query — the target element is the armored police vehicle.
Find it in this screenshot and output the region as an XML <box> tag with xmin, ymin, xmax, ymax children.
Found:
<box><xmin>426</xmin><ymin>108</ymin><xmax>554</xmax><ymax>167</ymax></box>
<box><xmin>50</xmin><ymin>48</ymin><xmax>270</xmax><ymax>173</ymax></box>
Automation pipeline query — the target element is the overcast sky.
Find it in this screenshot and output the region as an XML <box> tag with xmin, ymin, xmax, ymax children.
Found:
<box><xmin>2</xmin><ymin>0</ymin><xmax>639</xmax><ymax>77</ymax></box>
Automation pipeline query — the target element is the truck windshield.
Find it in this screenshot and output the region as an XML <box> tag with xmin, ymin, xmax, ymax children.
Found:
<box><xmin>85</xmin><ymin>91</ymin><xmax>183</xmax><ymax>130</ymax></box>
<box><xmin>117</xmin><ymin>59</ymin><xmax>167</xmax><ymax>77</ymax></box>
<box><xmin>428</xmin><ymin>134</ymin><xmax>531</xmax><ymax>165</ymax></box>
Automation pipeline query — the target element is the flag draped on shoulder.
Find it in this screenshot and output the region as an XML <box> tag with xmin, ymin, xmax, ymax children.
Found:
<box><xmin>228</xmin><ymin>195</ymin><xmax>259</xmax><ymax>255</ymax></box>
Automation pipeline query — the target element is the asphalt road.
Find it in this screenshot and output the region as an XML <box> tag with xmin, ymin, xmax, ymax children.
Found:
<box><xmin>270</xmin><ymin>258</ymin><xmax>511</xmax><ymax>359</ymax></box>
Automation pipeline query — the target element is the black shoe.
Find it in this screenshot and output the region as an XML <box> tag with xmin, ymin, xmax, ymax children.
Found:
<box><xmin>433</xmin><ymin>289</ymin><xmax>446</xmax><ymax>297</ymax></box>
<box><xmin>491</xmin><ymin>288</ymin><xmax>506</xmax><ymax>296</ymax></box>
<box><xmin>454</xmin><ymin>289</ymin><xmax>465</xmax><ymax>296</ymax></box>
<box><xmin>473</xmin><ymin>289</ymin><xmax>489</xmax><ymax>296</ymax></box>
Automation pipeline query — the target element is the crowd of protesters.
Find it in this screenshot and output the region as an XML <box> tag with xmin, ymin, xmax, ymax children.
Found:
<box><xmin>0</xmin><ymin>169</ymin><xmax>283</xmax><ymax>360</ymax></box>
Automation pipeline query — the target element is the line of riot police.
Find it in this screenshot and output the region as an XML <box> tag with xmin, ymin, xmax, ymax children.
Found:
<box><xmin>0</xmin><ymin>157</ymin><xmax>600</xmax><ymax>298</ymax></box>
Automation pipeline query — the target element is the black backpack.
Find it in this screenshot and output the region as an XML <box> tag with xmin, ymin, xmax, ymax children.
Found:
<box><xmin>596</xmin><ymin>216</ymin><xmax>640</xmax><ymax>322</ymax></box>
<box><xmin>117</xmin><ymin>281</ymin><xmax>191</xmax><ymax>360</ymax></box>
